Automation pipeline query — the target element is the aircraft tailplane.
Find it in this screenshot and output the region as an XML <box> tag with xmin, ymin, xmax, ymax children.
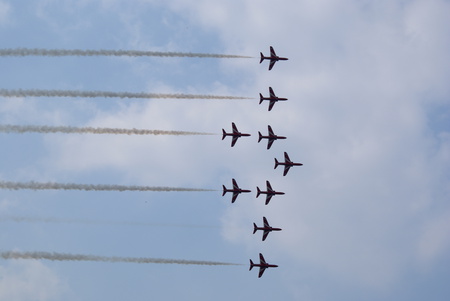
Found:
<box><xmin>256</xmin><ymin>187</ymin><xmax>261</xmax><ymax>198</ymax></box>
<box><xmin>221</xmin><ymin>129</ymin><xmax>226</xmax><ymax>140</ymax></box>
<box><xmin>259</xmin><ymin>52</ymin><xmax>264</xmax><ymax>64</ymax></box>
<box><xmin>249</xmin><ymin>259</ymin><xmax>254</xmax><ymax>271</ymax></box>
<box><xmin>274</xmin><ymin>158</ymin><xmax>279</xmax><ymax>169</ymax></box>
<box><xmin>253</xmin><ymin>223</ymin><xmax>258</xmax><ymax>234</ymax></box>
<box><xmin>259</xmin><ymin>93</ymin><xmax>264</xmax><ymax>104</ymax></box>
<box><xmin>222</xmin><ymin>185</ymin><xmax>227</xmax><ymax>196</ymax></box>
<box><xmin>258</xmin><ymin>132</ymin><xmax>262</xmax><ymax>143</ymax></box>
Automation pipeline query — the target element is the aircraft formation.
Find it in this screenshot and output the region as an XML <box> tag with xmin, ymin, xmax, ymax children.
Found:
<box><xmin>222</xmin><ymin>47</ymin><xmax>298</xmax><ymax>278</ymax></box>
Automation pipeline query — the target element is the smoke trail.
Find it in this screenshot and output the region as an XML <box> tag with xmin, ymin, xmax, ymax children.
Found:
<box><xmin>0</xmin><ymin>89</ymin><xmax>252</xmax><ymax>100</ymax></box>
<box><xmin>0</xmin><ymin>181</ymin><xmax>214</xmax><ymax>192</ymax></box>
<box><xmin>0</xmin><ymin>251</ymin><xmax>241</xmax><ymax>266</ymax></box>
<box><xmin>0</xmin><ymin>48</ymin><xmax>253</xmax><ymax>59</ymax></box>
<box><xmin>0</xmin><ymin>215</ymin><xmax>219</xmax><ymax>229</ymax></box>
<box><xmin>0</xmin><ymin>124</ymin><xmax>215</xmax><ymax>136</ymax></box>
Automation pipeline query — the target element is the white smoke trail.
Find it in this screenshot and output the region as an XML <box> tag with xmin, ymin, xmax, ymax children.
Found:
<box><xmin>0</xmin><ymin>215</ymin><xmax>219</xmax><ymax>229</ymax></box>
<box><xmin>0</xmin><ymin>124</ymin><xmax>215</xmax><ymax>136</ymax></box>
<box><xmin>0</xmin><ymin>181</ymin><xmax>214</xmax><ymax>192</ymax></box>
<box><xmin>0</xmin><ymin>89</ymin><xmax>252</xmax><ymax>100</ymax></box>
<box><xmin>0</xmin><ymin>48</ymin><xmax>253</xmax><ymax>59</ymax></box>
<box><xmin>0</xmin><ymin>251</ymin><xmax>241</xmax><ymax>266</ymax></box>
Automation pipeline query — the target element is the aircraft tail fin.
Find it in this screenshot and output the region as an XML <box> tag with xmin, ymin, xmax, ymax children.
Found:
<box><xmin>249</xmin><ymin>259</ymin><xmax>254</xmax><ymax>271</ymax></box>
<box><xmin>259</xmin><ymin>93</ymin><xmax>264</xmax><ymax>104</ymax></box>
<box><xmin>274</xmin><ymin>158</ymin><xmax>279</xmax><ymax>169</ymax></box>
<box><xmin>253</xmin><ymin>223</ymin><xmax>258</xmax><ymax>234</ymax></box>
<box><xmin>222</xmin><ymin>185</ymin><xmax>227</xmax><ymax>196</ymax></box>
<box><xmin>221</xmin><ymin>129</ymin><xmax>226</xmax><ymax>140</ymax></box>
<box><xmin>259</xmin><ymin>52</ymin><xmax>264</xmax><ymax>64</ymax></box>
<box><xmin>258</xmin><ymin>132</ymin><xmax>263</xmax><ymax>143</ymax></box>
<box><xmin>256</xmin><ymin>187</ymin><xmax>261</xmax><ymax>198</ymax></box>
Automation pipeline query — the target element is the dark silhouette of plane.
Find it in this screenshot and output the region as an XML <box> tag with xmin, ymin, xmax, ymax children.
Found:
<box><xmin>259</xmin><ymin>46</ymin><xmax>288</xmax><ymax>70</ymax></box>
<box><xmin>258</xmin><ymin>125</ymin><xmax>287</xmax><ymax>149</ymax></box>
<box><xmin>249</xmin><ymin>253</ymin><xmax>278</xmax><ymax>278</ymax></box>
<box><xmin>222</xmin><ymin>178</ymin><xmax>251</xmax><ymax>203</ymax></box>
<box><xmin>253</xmin><ymin>217</ymin><xmax>282</xmax><ymax>241</ymax></box>
<box><xmin>274</xmin><ymin>152</ymin><xmax>303</xmax><ymax>176</ymax></box>
<box><xmin>259</xmin><ymin>87</ymin><xmax>288</xmax><ymax>111</ymax></box>
<box><xmin>256</xmin><ymin>181</ymin><xmax>285</xmax><ymax>205</ymax></box>
<box><xmin>222</xmin><ymin>122</ymin><xmax>251</xmax><ymax>147</ymax></box>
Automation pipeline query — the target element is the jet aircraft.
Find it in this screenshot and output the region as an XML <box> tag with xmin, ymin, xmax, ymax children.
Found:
<box><xmin>259</xmin><ymin>46</ymin><xmax>288</xmax><ymax>70</ymax></box>
<box><xmin>274</xmin><ymin>152</ymin><xmax>303</xmax><ymax>176</ymax></box>
<box><xmin>256</xmin><ymin>181</ymin><xmax>285</xmax><ymax>205</ymax></box>
<box><xmin>253</xmin><ymin>217</ymin><xmax>282</xmax><ymax>241</ymax></box>
<box><xmin>222</xmin><ymin>122</ymin><xmax>251</xmax><ymax>147</ymax></box>
<box><xmin>222</xmin><ymin>178</ymin><xmax>251</xmax><ymax>203</ymax></box>
<box><xmin>259</xmin><ymin>87</ymin><xmax>288</xmax><ymax>111</ymax></box>
<box><xmin>258</xmin><ymin>125</ymin><xmax>287</xmax><ymax>149</ymax></box>
<box><xmin>249</xmin><ymin>253</ymin><xmax>278</xmax><ymax>278</ymax></box>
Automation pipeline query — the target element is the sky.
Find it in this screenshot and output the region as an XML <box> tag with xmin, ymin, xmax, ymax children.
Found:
<box><xmin>0</xmin><ymin>0</ymin><xmax>449</xmax><ymax>300</ymax></box>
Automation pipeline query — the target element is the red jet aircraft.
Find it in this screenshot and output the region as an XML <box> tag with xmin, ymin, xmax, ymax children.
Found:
<box><xmin>249</xmin><ymin>253</ymin><xmax>278</xmax><ymax>278</ymax></box>
<box><xmin>274</xmin><ymin>152</ymin><xmax>303</xmax><ymax>176</ymax></box>
<box><xmin>222</xmin><ymin>122</ymin><xmax>251</xmax><ymax>147</ymax></box>
<box><xmin>259</xmin><ymin>87</ymin><xmax>288</xmax><ymax>111</ymax></box>
<box><xmin>258</xmin><ymin>125</ymin><xmax>287</xmax><ymax>149</ymax></box>
<box><xmin>253</xmin><ymin>217</ymin><xmax>282</xmax><ymax>241</ymax></box>
<box><xmin>260</xmin><ymin>46</ymin><xmax>288</xmax><ymax>71</ymax></box>
<box><xmin>256</xmin><ymin>181</ymin><xmax>285</xmax><ymax>205</ymax></box>
<box><xmin>222</xmin><ymin>178</ymin><xmax>251</xmax><ymax>203</ymax></box>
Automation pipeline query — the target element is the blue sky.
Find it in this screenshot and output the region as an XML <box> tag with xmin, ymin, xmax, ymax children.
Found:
<box><xmin>0</xmin><ymin>0</ymin><xmax>449</xmax><ymax>300</ymax></box>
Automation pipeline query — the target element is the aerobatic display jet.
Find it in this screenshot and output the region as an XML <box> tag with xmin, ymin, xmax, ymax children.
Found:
<box><xmin>249</xmin><ymin>253</ymin><xmax>278</xmax><ymax>278</ymax></box>
<box><xmin>259</xmin><ymin>46</ymin><xmax>288</xmax><ymax>70</ymax></box>
<box><xmin>253</xmin><ymin>217</ymin><xmax>282</xmax><ymax>241</ymax></box>
<box><xmin>259</xmin><ymin>87</ymin><xmax>288</xmax><ymax>111</ymax></box>
<box><xmin>274</xmin><ymin>152</ymin><xmax>303</xmax><ymax>176</ymax></box>
<box><xmin>256</xmin><ymin>181</ymin><xmax>285</xmax><ymax>205</ymax></box>
<box><xmin>258</xmin><ymin>125</ymin><xmax>287</xmax><ymax>149</ymax></box>
<box><xmin>222</xmin><ymin>122</ymin><xmax>251</xmax><ymax>147</ymax></box>
<box><xmin>222</xmin><ymin>178</ymin><xmax>251</xmax><ymax>203</ymax></box>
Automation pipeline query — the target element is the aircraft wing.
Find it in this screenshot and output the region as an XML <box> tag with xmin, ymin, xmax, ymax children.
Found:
<box><xmin>262</xmin><ymin>230</ymin><xmax>270</xmax><ymax>241</ymax></box>
<box><xmin>231</xmin><ymin>136</ymin><xmax>238</xmax><ymax>147</ymax></box>
<box><xmin>265</xmin><ymin>194</ymin><xmax>273</xmax><ymax>205</ymax></box>
<box><xmin>270</xmin><ymin>46</ymin><xmax>276</xmax><ymax>57</ymax></box>
<box><xmin>269</xmin><ymin>87</ymin><xmax>276</xmax><ymax>98</ymax></box>
<box><xmin>284</xmin><ymin>152</ymin><xmax>291</xmax><ymax>163</ymax></box>
<box><xmin>259</xmin><ymin>253</ymin><xmax>266</xmax><ymax>264</ymax></box>
<box><xmin>263</xmin><ymin>217</ymin><xmax>269</xmax><ymax>227</ymax></box>
<box><xmin>267</xmin><ymin>139</ymin><xmax>274</xmax><ymax>149</ymax></box>
<box><xmin>258</xmin><ymin>266</ymin><xmax>267</xmax><ymax>278</ymax></box>
<box><xmin>232</xmin><ymin>179</ymin><xmax>238</xmax><ymax>190</ymax></box>
<box><xmin>232</xmin><ymin>122</ymin><xmax>238</xmax><ymax>133</ymax></box>
<box><xmin>268</xmin><ymin>125</ymin><xmax>274</xmax><ymax>136</ymax></box>
<box><xmin>231</xmin><ymin>192</ymin><xmax>238</xmax><ymax>203</ymax></box>
<box><xmin>266</xmin><ymin>181</ymin><xmax>273</xmax><ymax>192</ymax></box>
<box><xmin>268</xmin><ymin>60</ymin><xmax>276</xmax><ymax>71</ymax></box>
<box><xmin>283</xmin><ymin>165</ymin><xmax>291</xmax><ymax>176</ymax></box>
<box><xmin>268</xmin><ymin>100</ymin><xmax>276</xmax><ymax>111</ymax></box>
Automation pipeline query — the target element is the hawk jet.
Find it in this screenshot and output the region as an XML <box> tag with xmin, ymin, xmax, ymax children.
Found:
<box><xmin>222</xmin><ymin>122</ymin><xmax>251</xmax><ymax>147</ymax></box>
<box><xmin>249</xmin><ymin>253</ymin><xmax>278</xmax><ymax>278</ymax></box>
<box><xmin>258</xmin><ymin>125</ymin><xmax>286</xmax><ymax>149</ymax></box>
<box><xmin>222</xmin><ymin>178</ymin><xmax>251</xmax><ymax>203</ymax></box>
<box><xmin>259</xmin><ymin>46</ymin><xmax>288</xmax><ymax>70</ymax></box>
<box><xmin>256</xmin><ymin>181</ymin><xmax>285</xmax><ymax>205</ymax></box>
<box><xmin>274</xmin><ymin>152</ymin><xmax>303</xmax><ymax>176</ymax></box>
<box><xmin>253</xmin><ymin>217</ymin><xmax>282</xmax><ymax>241</ymax></box>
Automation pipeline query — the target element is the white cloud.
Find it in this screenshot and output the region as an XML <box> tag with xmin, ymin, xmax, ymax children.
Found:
<box><xmin>14</xmin><ymin>0</ymin><xmax>449</xmax><ymax>296</ymax></box>
<box><xmin>0</xmin><ymin>1</ymin><xmax>12</xmax><ymax>26</ymax></box>
<box><xmin>0</xmin><ymin>260</ymin><xmax>69</xmax><ymax>301</ymax></box>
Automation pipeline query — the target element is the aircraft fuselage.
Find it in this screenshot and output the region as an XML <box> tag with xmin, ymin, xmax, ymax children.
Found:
<box><xmin>259</xmin><ymin>134</ymin><xmax>287</xmax><ymax>140</ymax></box>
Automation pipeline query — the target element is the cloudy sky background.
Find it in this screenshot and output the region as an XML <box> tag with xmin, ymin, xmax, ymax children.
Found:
<box><xmin>0</xmin><ymin>0</ymin><xmax>449</xmax><ymax>300</ymax></box>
